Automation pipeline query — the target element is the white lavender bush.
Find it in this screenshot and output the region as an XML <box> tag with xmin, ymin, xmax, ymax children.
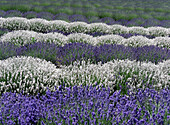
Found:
<box><xmin>0</xmin><ymin>56</ymin><xmax>61</xmax><ymax>96</ymax></box>
<box><xmin>0</xmin><ymin>17</ymin><xmax>169</xmax><ymax>36</ymax></box>
<box><xmin>0</xmin><ymin>56</ymin><xmax>169</xmax><ymax>97</ymax></box>
<box><xmin>1</xmin><ymin>30</ymin><xmax>170</xmax><ymax>48</ymax></box>
<box><xmin>56</xmin><ymin>58</ymin><xmax>170</xmax><ymax>95</ymax></box>
<box><xmin>121</xmin><ymin>35</ymin><xmax>155</xmax><ymax>47</ymax></box>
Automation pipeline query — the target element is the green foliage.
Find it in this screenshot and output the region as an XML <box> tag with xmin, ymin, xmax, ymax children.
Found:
<box><xmin>115</xmin><ymin>6</ymin><xmax>124</xmax><ymax>10</ymax></box>
<box><xmin>156</xmin><ymin>16</ymin><xmax>170</xmax><ymax>21</ymax></box>
<box><xmin>40</xmin><ymin>2</ymin><xmax>51</xmax><ymax>6</ymax></box>
<box><xmin>46</xmin><ymin>8</ymin><xmax>56</xmax><ymax>14</ymax></box>
<box><xmin>56</xmin><ymin>8</ymin><xmax>73</xmax><ymax>15</ymax></box>
<box><xmin>83</xmin><ymin>11</ymin><xmax>99</xmax><ymax>17</ymax></box>
<box><xmin>141</xmin><ymin>14</ymin><xmax>152</xmax><ymax>19</ymax></box>
<box><xmin>11</xmin><ymin>5</ymin><xmax>31</xmax><ymax>12</ymax></box>
<box><xmin>31</xmin><ymin>6</ymin><xmax>43</xmax><ymax>13</ymax></box>
<box><xmin>32</xmin><ymin>2</ymin><xmax>40</xmax><ymax>6</ymax></box>
<box><xmin>0</xmin><ymin>1</ymin><xmax>8</xmax><ymax>3</ymax></box>
<box><xmin>127</xmin><ymin>14</ymin><xmax>138</xmax><ymax>20</ymax></box>
<box><xmin>112</xmin><ymin>14</ymin><xmax>127</xmax><ymax>21</ymax></box>
<box><xmin>70</xmin><ymin>4</ymin><xmax>83</xmax><ymax>8</ymax></box>
<box><xmin>53</xmin><ymin>3</ymin><xmax>61</xmax><ymax>6</ymax></box>
<box><xmin>144</xmin><ymin>8</ymin><xmax>155</xmax><ymax>12</ymax></box>
<box><xmin>103</xmin><ymin>5</ymin><xmax>112</xmax><ymax>9</ymax></box>
<box><xmin>62</xmin><ymin>3</ymin><xmax>71</xmax><ymax>7</ymax></box>
<box><xmin>94</xmin><ymin>4</ymin><xmax>101</xmax><ymax>8</ymax></box>
<box><xmin>73</xmin><ymin>10</ymin><xmax>83</xmax><ymax>15</ymax></box>
<box><xmin>83</xmin><ymin>4</ymin><xmax>93</xmax><ymax>8</ymax></box>
<box><xmin>135</xmin><ymin>7</ymin><xmax>145</xmax><ymax>11</ymax></box>
<box><xmin>154</xmin><ymin>8</ymin><xmax>167</xmax><ymax>13</ymax></box>
<box><xmin>98</xmin><ymin>12</ymin><xmax>113</xmax><ymax>18</ymax></box>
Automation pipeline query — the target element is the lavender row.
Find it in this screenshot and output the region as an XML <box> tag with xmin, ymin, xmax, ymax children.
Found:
<box><xmin>1</xmin><ymin>30</ymin><xmax>169</xmax><ymax>48</ymax></box>
<box><xmin>0</xmin><ymin>9</ymin><xmax>169</xmax><ymax>28</ymax></box>
<box><xmin>0</xmin><ymin>85</ymin><xmax>169</xmax><ymax>125</ymax></box>
<box><xmin>0</xmin><ymin>17</ymin><xmax>169</xmax><ymax>37</ymax></box>
<box><xmin>0</xmin><ymin>0</ymin><xmax>169</xmax><ymax>18</ymax></box>
<box><xmin>0</xmin><ymin>41</ymin><xmax>169</xmax><ymax>66</ymax></box>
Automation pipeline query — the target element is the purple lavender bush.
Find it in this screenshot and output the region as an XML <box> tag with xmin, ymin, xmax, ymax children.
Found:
<box><xmin>160</xmin><ymin>20</ymin><xmax>170</xmax><ymax>28</ymax></box>
<box><xmin>3</xmin><ymin>10</ymin><xmax>23</xmax><ymax>18</ymax></box>
<box><xmin>0</xmin><ymin>41</ymin><xmax>169</xmax><ymax>67</ymax></box>
<box><xmin>100</xmin><ymin>17</ymin><xmax>116</xmax><ymax>25</ymax></box>
<box><xmin>22</xmin><ymin>11</ymin><xmax>38</xmax><ymax>19</ymax></box>
<box><xmin>53</xmin><ymin>13</ymin><xmax>70</xmax><ymax>22</ymax></box>
<box><xmin>0</xmin><ymin>28</ymin><xmax>10</xmax><ymax>37</ymax></box>
<box><xmin>54</xmin><ymin>42</ymin><xmax>170</xmax><ymax>66</ymax></box>
<box><xmin>37</xmin><ymin>12</ymin><xmax>54</xmax><ymax>21</ymax></box>
<box><xmin>142</xmin><ymin>18</ymin><xmax>162</xmax><ymax>28</ymax></box>
<box><xmin>14</xmin><ymin>41</ymin><xmax>62</xmax><ymax>68</ymax></box>
<box><xmin>0</xmin><ymin>10</ymin><xmax>5</xmax><ymax>17</ymax></box>
<box><xmin>0</xmin><ymin>42</ymin><xmax>18</xmax><ymax>60</ymax></box>
<box><xmin>69</xmin><ymin>14</ymin><xmax>88</xmax><ymax>22</ymax></box>
<box><xmin>86</xmin><ymin>16</ymin><xmax>102</xmax><ymax>24</ymax></box>
<box><xmin>126</xmin><ymin>18</ymin><xmax>146</xmax><ymax>27</ymax></box>
<box><xmin>0</xmin><ymin>84</ymin><xmax>169</xmax><ymax>125</ymax></box>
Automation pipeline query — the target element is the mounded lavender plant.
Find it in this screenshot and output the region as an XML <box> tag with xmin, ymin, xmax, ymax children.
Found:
<box><xmin>118</xmin><ymin>19</ymin><xmax>129</xmax><ymax>26</ymax></box>
<box><xmin>15</xmin><ymin>41</ymin><xmax>63</xmax><ymax>68</ymax></box>
<box><xmin>86</xmin><ymin>16</ymin><xmax>102</xmax><ymax>24</ymax></box>
<box><xmin>52</xmin><ymin>13</ymin><xmax>70</xmax><ymax>22</ymax></box>
<box><xmin>127</xmin><ymin>18</ymin><xmax>146</xmax><ymax>26</ymax></box>
<box><xmin>0</xmin><ymin>42</ymin><xmax>18</xmax><ymax>60</ymax></box>
<box><xmin>0</xmin><ymin>10</ymin><xmax>5</xmax><ymax>17</ymax></box>
<box><xmin>37</xmin><ymin>11</ymin><xmax>54</xmax><ymax>21</ymax></box>
<box><xmin>160</xmin><ymin>20</ymin><xmax>170</xmax><ymax>28</ymax></box>
<box><xmin>142</xmin><ymin>18</ymin><xmax>161</xmax><ymax>28</ymax></box>
<box><xmin>69</xmin><ymin>14</ymin><xmax>88</xmax><ymax>22</ymax></box>
<box><xmin>3</xmin><ymin>10</ymin><xmax>23</xmax><ymax>18</ymax></box>
<box><xmin>100</xmin><ymin>17</ymin><xmax>117</xmax><ymax>25</ymax></box>
<box><xmin>22</xmin><ymin>11</ymin><xmax>38</xmax><ymax>19</ymax></box>
<box><xmin>0</xmin><ymin>56</ymin><xmax>61</xmax><ymax>96</ymax></box>
<box><xmin>0</xmin><ymin>28</ymin><xmax>10</xmax><ymax>37</ymax></box>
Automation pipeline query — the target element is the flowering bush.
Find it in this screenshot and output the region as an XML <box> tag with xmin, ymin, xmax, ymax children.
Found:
<box><xmin>0</xmin><ymin>84</ymin><xmax>169</xmax><ymax>125</ymax></box>
<box><xmin>0</xmin><ymin>56</ymin><xmax>61</xmax><ymax>96</ymax></box>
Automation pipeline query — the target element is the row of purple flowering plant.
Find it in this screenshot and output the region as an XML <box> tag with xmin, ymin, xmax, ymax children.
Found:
<box><xmin>0</xmin><ymin>81</ymin><xmax>169</xmax><ymax>125</ymax></box>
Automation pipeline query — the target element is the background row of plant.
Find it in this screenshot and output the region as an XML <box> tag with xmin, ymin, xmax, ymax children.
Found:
<box><xmin>0</xmin><ymin>0</ymin><xmax>170</xmax><ymax>20</ymax></box>
<box><xmin>0</xmin><ymin>10</ymin><xmax>169</xmax><ymax>28</ymax></box>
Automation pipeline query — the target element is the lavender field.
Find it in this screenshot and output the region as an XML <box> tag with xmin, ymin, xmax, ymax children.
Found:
<box><xmin>0</xmin><ymin>0</ymin><xmax>170</xmax><ymax>125</ymax></box>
